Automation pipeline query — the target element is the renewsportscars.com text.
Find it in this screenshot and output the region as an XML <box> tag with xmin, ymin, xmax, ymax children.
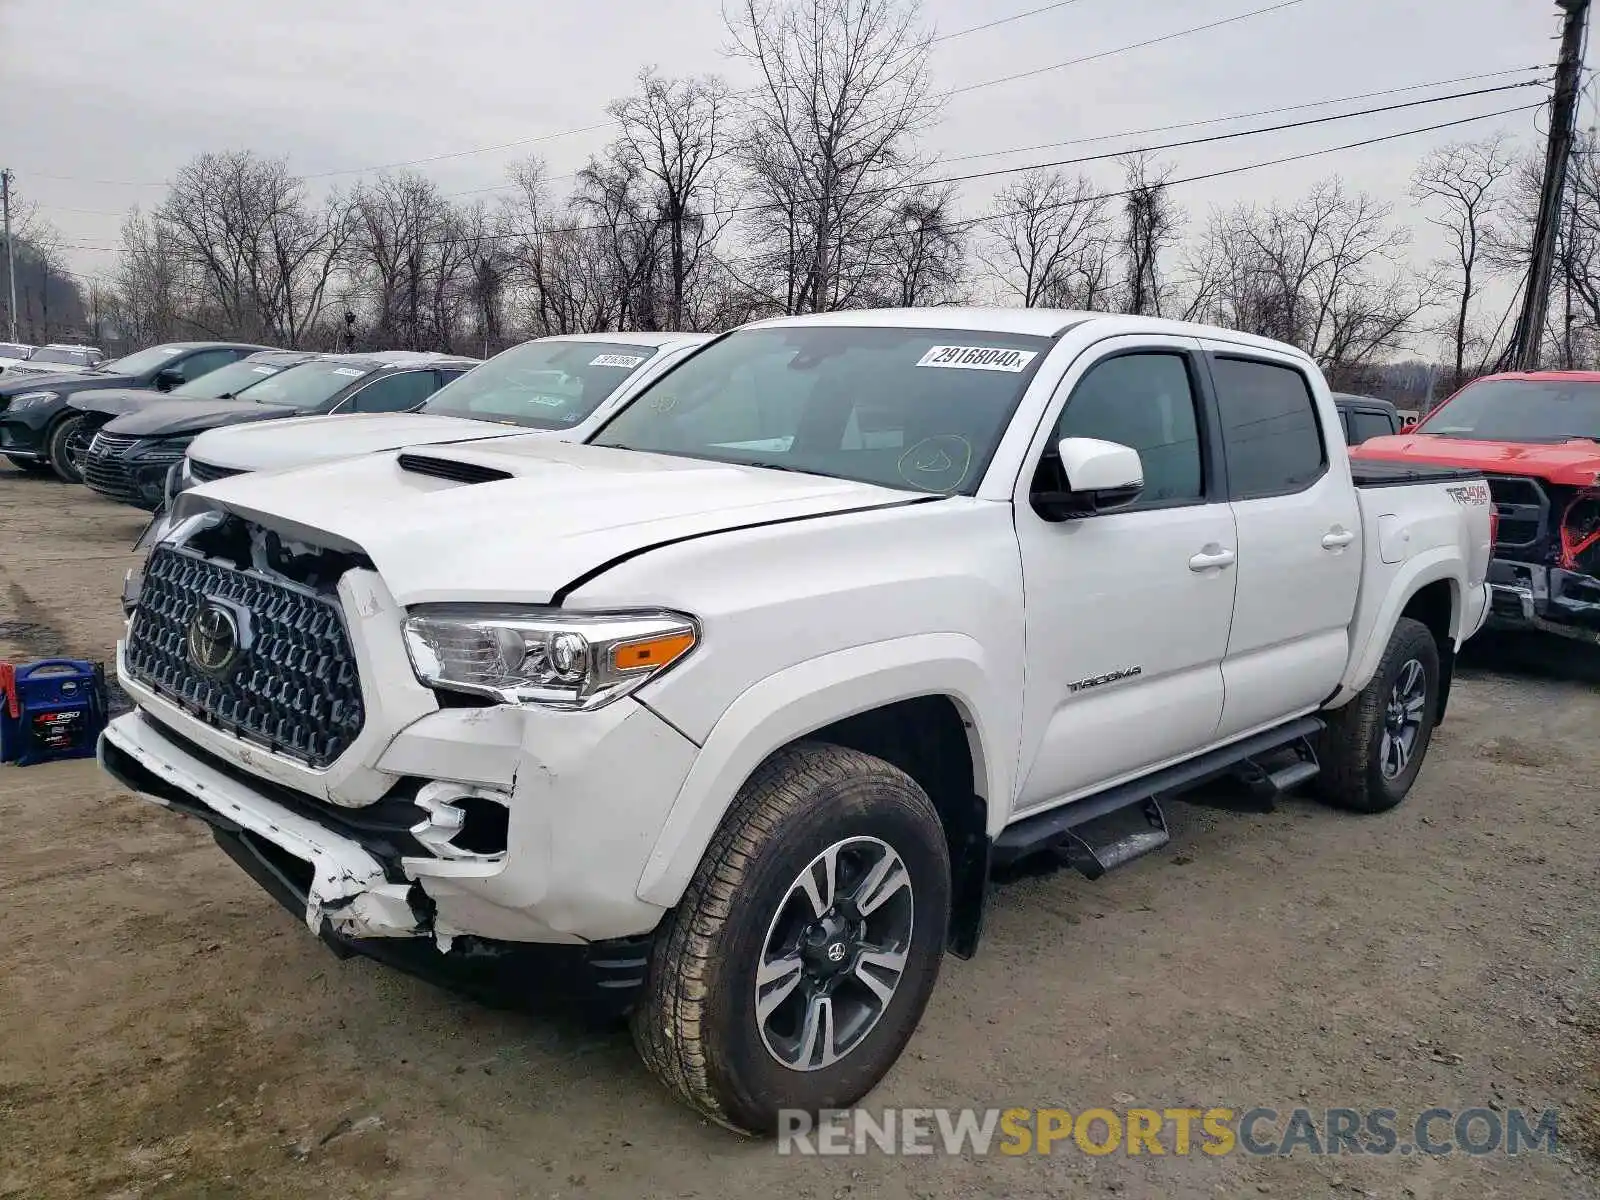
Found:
<box><xmin>777</xmin><ymin>1106</ymin><xmax>1561</xmax><ymax>1157</ymax></box>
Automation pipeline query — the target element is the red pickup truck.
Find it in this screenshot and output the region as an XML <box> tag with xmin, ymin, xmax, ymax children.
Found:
<box><xmin>1352</xmin><ymin>370</ymin><xmax>1600</xmax><ymax>645</ymax></box>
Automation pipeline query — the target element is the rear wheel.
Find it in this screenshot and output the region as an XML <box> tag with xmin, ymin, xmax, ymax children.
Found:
<box><xmin>4</xmin><ymin>455</ymin><xmax>51</xmax><ymax>474</ymax></box>
<box><xmin>632</xmin><ymin>743</ymin><xmax>951</xmax><ymax>1134</ymax></box>
<box><xmin>1316</xmin><ymin>616</ymin><xmax>1440</xmax><ymax>813</ymax></box>
<box><xmin>46</xmin><ymin>414</ymin><xmax>91</xmax><ymax>483</ymax></box>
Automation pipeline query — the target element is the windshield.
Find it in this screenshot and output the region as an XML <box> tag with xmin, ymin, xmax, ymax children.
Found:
<box><xmin>170</xmin><ymin>358</ymin><xmax>289</xmax><ymax>400</ymax></box>
<box><xmin>1417</xmin><ymin>378</ymin><xmax>1600</xmax><ymax>442</ymax></box>
<box><xmin>96</xmin><ymin>345</ymin><xmax>184</xmax><ymax>375</ymax></box>
<box><xmin>419</xmin><ymin>339</ymin><xmax>660</xmax><ymax>429</ymax></box>
<box><xmin>28</xmin><ymin>346</ymin><xmax>100</xmax><ymax>367</ymax></box>
<box><xmin>246</xmin><ymin>359</ymin><xmax>373</xmax><ymax>408</ymax></box>
<box><xmin>0</xmin><ymin>343</ymin><xmax>30</xmax><ymax>358</ymax></box>
<box><xmin>591</xmin><ymin>326</ymin><xmax>1053</xmax><ymax>493</ymax></box>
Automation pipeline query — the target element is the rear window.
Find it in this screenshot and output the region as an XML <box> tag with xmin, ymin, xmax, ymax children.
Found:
<box><xmin>592</xmin><ymin>326</ymin><xmax>1053</xmax><ymax>494</ymax></box>
<box><xmin>1210</xmin><ymin>356</ymin><xmax>1327</xmax><ymax>499</ymax></box>
<box><xmin>1348</xmin><ymin>409</ymin><xmax>1396</xmax><ymax>444</ymax></box>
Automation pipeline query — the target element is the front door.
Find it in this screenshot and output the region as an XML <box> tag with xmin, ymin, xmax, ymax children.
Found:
<box><xmin>1201</xmin><ymin>344</ymin><xmax>1363</xmax><ymax>739</ymax></box>
<box><xmin>1012</xmin><ymin>337</ymin><xmax>1239</xmax><ymax>814</ymax></box>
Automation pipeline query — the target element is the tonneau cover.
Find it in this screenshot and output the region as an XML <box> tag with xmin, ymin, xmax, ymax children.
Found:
<box><xmin>1351</xmin><ymin>459</ymin><xmax>1484</xmax><ymax>488</ymax></box>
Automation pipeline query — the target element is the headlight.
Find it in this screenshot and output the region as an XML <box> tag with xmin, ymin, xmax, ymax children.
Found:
<box><xmin>402</xmin><ymin>606</ymin><xmax>698</xmax><ymax>710</ymax></box>
<box><xmin>9</xmin><ymin>391</ymin><xmax>59</xmax><ymax>409</ymax></box>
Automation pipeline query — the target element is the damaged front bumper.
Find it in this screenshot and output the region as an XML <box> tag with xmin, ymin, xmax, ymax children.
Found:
<box><xmin>103</xmin><ymin>709</ymin><xmax>435</xmax><ymax>940</ymax></box>
<box><xmin>99</xmin><ymin>709</ymin><xmax>671</xmax><ymax>1013</ymax></box>
<box><xmin>1486</xmin><ymin>559</ymin><xmax>1600</xmax><ymax>644</ymax></box>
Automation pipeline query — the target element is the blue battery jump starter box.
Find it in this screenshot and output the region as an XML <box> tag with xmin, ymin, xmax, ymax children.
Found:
<box><xmin>0</xmin><ymin>659</ymin><xmax>110</xmax><ymax>767</ymax></box>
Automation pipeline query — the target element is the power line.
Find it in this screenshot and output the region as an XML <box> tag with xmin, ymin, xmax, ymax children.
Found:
<box><xmin>931</xmin><ymin>0</ymin><xmax>1092</xmax><ymax>43</ymax></box>
<box><xmin>932</xmin><ymin>102</ymin><xmax>1545</xmax><ymax>235</ymax></box>
<box><xmin>56</xmin><ymin>98</ymin><xmax>1542</xmax><ymax>256</ymax></box>
<box><xmin>943</xmin><ymin>66</ymin><xmax>1546</xmax><ymax>164</ymax></box>
<box><xmin>943</xmin><ymin>0</ymin><xmax>1309</xmax><ymax>97</ymax></box>
<box><xmin>440</xmin><ymin>65</ymin><xmax>1545</xmax><ymax>201</ymax></box>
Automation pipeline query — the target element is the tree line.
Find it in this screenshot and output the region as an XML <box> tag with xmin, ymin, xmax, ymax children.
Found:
<box><xmin>6</xmin><ymin>0</ymin><xmax>1597</xmax><ymax>402</ymax></box>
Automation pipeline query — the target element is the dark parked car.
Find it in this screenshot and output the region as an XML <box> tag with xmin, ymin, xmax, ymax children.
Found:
<box><xmin>0</xmin><ymin>341</ymin><xmax>272</xmax><ymax>480</ymax></box>
<box><xmin>79</xmin><ymin>351</ymin><xmax>478</xmax><ymax>510</ymax></box>
<box><xmin>1333</xmin><ymin>393</ymin><xmax>1401</xmax><ymax>445</ymax></box>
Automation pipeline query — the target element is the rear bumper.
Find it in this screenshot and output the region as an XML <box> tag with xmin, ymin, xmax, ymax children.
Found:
<box><xmin>1487</xmin><ymin>559</ymin><xmax>1600</xmax><ymax>644</ymax></box>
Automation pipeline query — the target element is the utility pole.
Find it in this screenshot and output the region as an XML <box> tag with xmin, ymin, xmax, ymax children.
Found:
<box><xmin>1</xmin><ymin>169</ymin><xmax>16</xmax><ymax>344</ymax></box>
<box><xmin>1511</xmin><ymin>0</ymin><xmax>1591</xmax><ymax>371</ymax></box>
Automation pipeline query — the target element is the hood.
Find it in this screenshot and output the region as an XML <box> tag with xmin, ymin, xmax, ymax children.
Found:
<box><xmin>68</xmin><ymin>387</ymin><xmax>170</xmax><ymax>418</ymax></box>
<box><xmin>174</xmin><ymin>438</ymin><xmax>928</xmax><ymax>606</ymax></box>
<box><xmin>189</xmin><ymin>412</ymin><xmax>533</xmax><ymax>472</ymax></box>
<box><xmin>105</xmin><ymin>399</ymin><xmax>291</xmax><ymax>438</ymax></box>
<box><xmin>1353</xmin><ymin>433</ymin><xmax>1600</xmax><ymax>488</ymax></box>
<box><xmin>0</xmin><ymin>370</ymin><xmax>134</xmax><ymax>397</ymax></box>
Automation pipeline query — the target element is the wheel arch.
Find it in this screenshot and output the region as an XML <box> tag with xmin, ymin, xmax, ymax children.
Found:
<box><xmin>1330</xmin><ymin>551</ymin><xmax>1462</xmax><ymax>709</ymax></box>
<box><xmin>634</xmin><ymin>633</ymin><xmax>1014</xmax><ymax>956</ymax></box>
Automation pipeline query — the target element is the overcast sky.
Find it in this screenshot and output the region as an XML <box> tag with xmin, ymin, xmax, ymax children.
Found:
<box><xmin>2</xmin><ymin>0</ymin><xmax>1588</xmax><ymax>333</ymax></box>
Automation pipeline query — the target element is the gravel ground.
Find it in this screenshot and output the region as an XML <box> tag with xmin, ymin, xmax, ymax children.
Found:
<box><xmin>1</xmin><ymin>461</ymin><xmax>1597</xmax><ymax>1200</ymax></box>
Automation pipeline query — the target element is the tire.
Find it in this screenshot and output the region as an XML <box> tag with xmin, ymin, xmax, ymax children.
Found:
<box><xmin>4</xmin><ymin>455</ymin><xmax>51</xmax><ymax>474</ymax></box>
<box><xmin>46</xmin><ymin>413</ymin><xmax>90</xmax><ymax>483</ymax></box>
<box><xmin>1316</xmin><ymin>616</ymin><xmax>1440</xmax><ymax>814</ymax></box>
<box><xmin>632</xmin><ymin>742</ymin><xmax>951</xmax><ymax>1135</ymax></box>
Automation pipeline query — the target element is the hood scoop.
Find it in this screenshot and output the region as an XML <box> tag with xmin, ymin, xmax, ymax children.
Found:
<box><xmin>397</xmin><ymin>452</ymin><xmax>514</xmax><ymax>485</ymax></box>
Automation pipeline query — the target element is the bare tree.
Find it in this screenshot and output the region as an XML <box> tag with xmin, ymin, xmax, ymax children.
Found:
<box><xmin>1119</xmin><ymin>153</ymin><xmax>1182</xmax><ymax>316</ymax></box>
<box><xmin>977</xmin><ymin>170</ymin><xmax>1114</xmax><ymax>308</ymax></box>
<box><xmin>728</xmin><ymin>0</ymin><xmax>937</xmax><ymax>313</ymax></box>
<box><xmin>881</xmin><ymin>184</ymin><xmax>966</xmax><ymax>306</ymax></box>
<box><xmin>1410</xmin><ymin>135</ymin><xmax>1514</xmax><ymax>386</ymax></box>
<box><xmin>157</xmin><ymin>151</ymin><xmax>351</xmax><ymax>347</ymax></box>
<box><xmin>1185</xmin><ymin>179</ymin><xmax>1433</xmax><ymax>383</ymax></box>
<box><xmin>609</xmin><ymin>69</ymin><xmax>733</xmax><ymax>330</ymax></box>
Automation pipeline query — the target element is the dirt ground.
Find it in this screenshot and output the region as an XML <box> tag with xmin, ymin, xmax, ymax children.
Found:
<box><xmin>2</xmin><ymin>460</ymin><xmax>1598</xmax><ymax>1200</ymax></box>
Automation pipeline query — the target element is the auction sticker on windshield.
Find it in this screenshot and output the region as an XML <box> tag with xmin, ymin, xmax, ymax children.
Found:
<box><xmin>332</xmin><ymin>368</ymin><xmax>366</xmax><ymax>377</ymax></box>
<box><xmin>590</xmin><ymin>354</ymin><xmax>648</xmax><ymax>368</ymax></box>
<box><xmin>917</xmin><ymin>345</ymin><xmax>1038</xmax><ymax>372</ymax></box>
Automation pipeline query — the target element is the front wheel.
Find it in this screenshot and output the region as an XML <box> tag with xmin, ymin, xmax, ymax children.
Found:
<box><xmin>46</xmin><ymin>414</ymin><xmax>91</xmax><ymax>483</ymax></box>
<box><xmin>632</xmin><ymin>743</ymin><xmax>951</xmax><ymax>1134</ymax></box>
<box><xmin>1316</xmin><ymin>616</ymin><xmax>1441</xmax><ymax>813</ymax></box>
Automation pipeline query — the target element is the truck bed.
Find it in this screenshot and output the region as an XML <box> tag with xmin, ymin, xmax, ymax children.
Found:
<box><xmin>1351</xmin><ymin>459</ymin><xmax>1483</xmax><ymax>488</ymax></box>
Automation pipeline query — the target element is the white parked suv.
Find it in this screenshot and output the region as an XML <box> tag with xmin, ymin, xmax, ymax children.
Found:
<box><xmin>100</xmin><ymin>309</ymin><xmax>1493</xmax><ymax>1134</ymax></box>
<box><xmin>165</xmin><ymin>331</ymin><xmax>713</xmax><ymax>497</ymax></box>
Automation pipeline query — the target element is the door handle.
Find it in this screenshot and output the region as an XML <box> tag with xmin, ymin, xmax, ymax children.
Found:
<box><xmin>1321</xmin><ymin>528</ymin><xmax>1356</xmax><ymax>549</ymax></box>
<box><xmin>1189</xmin><ymin>547</ymin><xmax>1236</xmax><ymax>572</ymax></box>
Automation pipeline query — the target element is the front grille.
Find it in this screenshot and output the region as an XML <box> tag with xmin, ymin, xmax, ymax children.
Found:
<box><xmin>82</xmin><ymin>436</ymin><xmax>144</xmax><ymax>502</ymax></box>
<box><xmin>124</xmin><ymin>546</ymin><xmax>365</xmax><ymax>768</ymax></box>
<box><xmin>189</xmin><ymin>458</ymin><xmax>245</xmax><ymax>484</ymax></box>
<box><xmin>1485</xmin><ymin>475</ymin><xmax>1549</xmax><ymax>554</ymax></box>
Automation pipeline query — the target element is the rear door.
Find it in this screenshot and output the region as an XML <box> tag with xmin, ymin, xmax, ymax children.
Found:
<box><xmin>1204</xmin><ymin>344</ymin><xmax>1362</xmax><ymax>739</ymax></box>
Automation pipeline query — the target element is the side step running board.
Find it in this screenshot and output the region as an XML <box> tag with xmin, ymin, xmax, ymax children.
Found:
<box><xmin>992</xmin><ymin>716</ymin><xmax>1325</xmax><ymax>874</ymax></box>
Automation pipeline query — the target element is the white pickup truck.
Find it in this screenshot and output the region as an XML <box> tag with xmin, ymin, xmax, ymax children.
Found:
<box><xmin>99</xmin><ymin>309</ymin><xmax>1492</xmax><ymax>1135</ymax></box>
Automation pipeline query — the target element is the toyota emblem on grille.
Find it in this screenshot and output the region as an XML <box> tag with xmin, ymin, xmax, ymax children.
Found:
<box><xmin>187</xmin><ymin>601</ymin><xmax>242</xmax><ymax>675</ymax></box>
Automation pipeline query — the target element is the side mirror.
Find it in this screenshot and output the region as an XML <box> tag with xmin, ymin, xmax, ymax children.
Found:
<box><xmin>154</xmin><ymin>367</ymin><xmax>184</xmax><ymax>391</ymax></box>
<box><xmin>1033</xmin><ymin>437</ymin><xmax>1144</xmax><ymax>521</ymax></box>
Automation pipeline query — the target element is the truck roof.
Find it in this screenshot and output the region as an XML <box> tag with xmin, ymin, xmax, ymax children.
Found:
<box><xmin>741</xmin><ymin>307</ymin><xmax>1319</xmax><ymax>362</ymax></box>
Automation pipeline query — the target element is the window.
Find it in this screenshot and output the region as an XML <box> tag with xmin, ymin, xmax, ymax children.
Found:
<box><xmin>174</xmin><ymin>348</ymin><xmax>239</xmax><ymax>382</ymax></box>
<box><xmin>1349</xmin><ymin>409</ymin><xmax>1395</xmax><ymax>444</ymax></box>
<box><xmin>421</xmin><ymin>340</ymin><xmax>660</xmax><ymax>429</ymax></box>
<box><xmin>593</xmin><ymin>326</ymin><xmax>1052</xmax><ymax>494</ymax></box>
<box><xmin>1210</xmin><ymin>357</ymin><xmax>1326</xmax><ymax>500</ymax></box>
<box><xmin>349</xmin><ymin>370</ymin><xmax>440</xmax><ymax>413</ymax></box>
<box><xmin>1048</xmin><ymin>352</ymin><xmax>1204</xmax><ymax>506</ymax></box>
<box><xmin>1415</xmin><ymin>377</ymin><xmax>1600</xmax><ymax>442</ymax></box>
